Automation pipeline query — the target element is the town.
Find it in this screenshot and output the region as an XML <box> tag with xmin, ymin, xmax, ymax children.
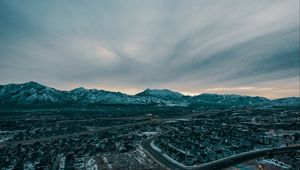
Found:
<box><xmin>0</xmin><ymin>106</ymin><xmax>299</xmax><ymax>169</ymax></box>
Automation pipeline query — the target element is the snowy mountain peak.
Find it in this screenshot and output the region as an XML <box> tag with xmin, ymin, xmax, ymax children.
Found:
<box><xmin>136</xmin><ymin>88</ymin><xmax>185</xmax><ymax>101</ymax></box>
<box><xmin>70</xmin><ymin>87</ymin><xmax>88</xmax><ymax>93</ymax></box>
<box><xmin>0</xmin><ymin>82</ymin><xmax>299</xmax><ymax>107</ymax></box>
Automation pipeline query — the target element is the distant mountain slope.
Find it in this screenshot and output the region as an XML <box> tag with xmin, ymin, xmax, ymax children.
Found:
<box><xmin>190</xmin><ymin>93</ymin><xmax>270</xmax><ymax>106</ymax></box>
<box><xmin>135</xmin><ymin>88</ymin><xmax>189</xmax><ymax>106</ymax></box>
<box><xmin>0</xmin><ymin>82</ymin><xmax>299</xmax><ymax>108</ymax></box>
<box><xmin>270</xmin><ymin>97</ymin><xmax>300</xmax><ymax>106</ymax></box>
<box><xmin>69</xmin><ymin>87</ymin><xmax>142</xmax><ymax>104</ymax></box>
<box><xmin>136</xmin><ymin>88</ymin><xmax>185</xmax><ymax>101</ymax></box>
<box><xmin>0</xmin><ymin>82</ymin><xmax>69</xmax><ymax>105</ymax></box>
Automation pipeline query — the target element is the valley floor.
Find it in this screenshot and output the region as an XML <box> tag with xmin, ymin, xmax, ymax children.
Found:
<box><xmin>0</xmin><ymin>106</ymin><xmax>299</xmax><ymax>169</ymax></box>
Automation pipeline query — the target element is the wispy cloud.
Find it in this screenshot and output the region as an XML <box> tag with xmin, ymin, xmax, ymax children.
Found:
<box><xmin>0</xmin><ymin>0</ymin><xmax>299</xmax><ymax>98</ymax></box>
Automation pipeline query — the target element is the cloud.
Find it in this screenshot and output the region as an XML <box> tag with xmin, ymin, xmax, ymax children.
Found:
<box><xmin>0</xmin><ymin>0</ymin><xmax>299</xmax><ymax>98</ymax></box>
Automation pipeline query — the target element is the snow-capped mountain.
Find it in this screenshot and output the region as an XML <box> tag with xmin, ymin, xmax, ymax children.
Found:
<box><xmin>0</xmin><ymin>82</ymin><xmax>299</xmax><ymax>108</ymax></box>
<box><xmin>136</xmin><ymin>88</ymin><xmax>185</xmax><ymax>101</ymax></box>
<box><xmin>0</xmin><ymin>82</ymin><xmax>69</xmax><ymax>105</ymax></box>
<box><xmin>190</xmin><ymin>93</ymin><xmax>270</xmax><ymax>106</ymax></box>
<box><xmin>135</xmin><ymin>88</ymin><xmax>189</xmax><ymax>106</ymax></box>
<box><xmin>69</xmin><ymin>87</ymin><xmax>142</xmax><ymax>104</ymax></box>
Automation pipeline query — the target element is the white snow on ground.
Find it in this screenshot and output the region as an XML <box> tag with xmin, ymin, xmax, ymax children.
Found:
<box><xmin>260</xmin><ymin>159</ymin><xmax>292</xmax><ymax>169</ymax></box>
<box><xmin>86</xmin><ymin>158</ymin><xmax>97</xmax><ymax>170</ymax></box>
<box><xmin>135</xmin><ymin>156</ymin><xmax>145</xmax><ymax>164</ymax></box>
<box><xmin>166</xmin><ymin>120</ymin><xmax>177</xmax><ymax>123</ymax></box>
<box><xmin>102</xmin><ymin>157</ymin><xmax>112</xmax><ymax>169</ymax></box>
<box><xmin>176</xmin><ymin>118</ymin><xmax>189</xmax><ymax>121</ymax></box>
<box><xmin>168</xmin><ymin>143</ymin><xmax>193</xmax><ymax>156</ymax></box>
<box><xmin>142</xmin><ymin>132</ymin><xmax>159</xmax><ymax>136</ymax></box>
<box><xmin>58</xmin><ymin>156</ymin><xmax>65</xmax><ymax>170</ymax></box>
<box><xmin>0</xmin><ymin>136</ymin><xmax>13</xmax><ymax>143</ymax></box>
<box><xmin>150</xmin><ymin>141</ymin><xmax>162</xmax><ymax>152</ymax></box>
<box><xmin>150</xmin><ymin>141</ymin><xmax>189</xmax><ymax>168</ymax></box>
<box><xmin>162</xmin><ymin>153</ymin><xmax>188</xmax><ymax>168</ymax></box>
<box><xmin>137</xmin><ymin>147</ymin><xmax>147</xmax><ymax>158</ymax></box>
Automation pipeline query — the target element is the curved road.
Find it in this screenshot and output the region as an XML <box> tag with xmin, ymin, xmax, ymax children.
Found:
<box><xmin>142</xmin><ymin>136</ymin><xmax>183</xmax><ymax>170</ymax></box>
<box><xmin>142</xmin><ymin>136</ymin><xmax>300</xmax><ymax>170</ymax></box>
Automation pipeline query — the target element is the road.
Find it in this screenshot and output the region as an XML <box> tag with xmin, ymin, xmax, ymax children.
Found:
<box><xmin>0</xmin><ymin>110</ymin><xmax>216</xmax><ymax>148</ymax></box>
<box><xmin>142</xmin><ymin>135</ymin><xmax>300</xmax><ymax>170</ymax></box>
<box><xmin>0</xmin><ymin>120</ymin><xmax>153</xmax><ymax>147</ymax></box>
<box><xmin>142</xmin><ymin>136</ymin><xmax>183</xmax><ymax>170</ymax></box>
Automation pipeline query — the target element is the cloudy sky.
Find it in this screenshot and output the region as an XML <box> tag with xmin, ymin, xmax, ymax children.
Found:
<box><xmin>0</xmin><ymin>0</ymin><xmax>299</xmax><ymax>98</ymax></box>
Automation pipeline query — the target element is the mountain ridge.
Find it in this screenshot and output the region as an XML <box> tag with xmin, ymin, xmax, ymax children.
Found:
<box><xmin>0</xmin><ymin>82</ymin><xmax>299</xmax><ymax>107</ymax></box>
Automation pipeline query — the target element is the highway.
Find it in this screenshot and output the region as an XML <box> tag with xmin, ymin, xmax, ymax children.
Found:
<box><xmin>142</xmin><ymin>136</ymin><xmax>183</xmax><ymax>170</ymax></box>
<box><xmin>0</xmin><ymin>120</ymin><xmax>153</xmax><ymax>147</ymax></box>
<box><xmin>142</xmin><ymin>135</ymin><xmax>300</xmax><ymax>170</ymax></box>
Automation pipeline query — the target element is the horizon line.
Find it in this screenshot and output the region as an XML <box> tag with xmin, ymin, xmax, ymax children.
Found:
<box><xmin>1</xmin><ymin>81</ymin><xmax>299</xmax><ymax>100</ymax></box>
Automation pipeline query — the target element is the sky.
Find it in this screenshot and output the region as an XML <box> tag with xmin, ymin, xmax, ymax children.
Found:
<box><xmin>0</xmin><ymin>0</ymin><xmax>299</xmax><ymax>99</ymax></box>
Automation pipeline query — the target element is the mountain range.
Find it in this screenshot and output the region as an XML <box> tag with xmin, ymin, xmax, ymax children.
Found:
<box><xmin>0</xmin><ymin>82</ymin><xmax>299</xmax><ymax>108</ymax></box>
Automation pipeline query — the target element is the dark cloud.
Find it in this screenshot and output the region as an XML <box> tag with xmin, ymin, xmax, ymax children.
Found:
<box><xmin>0</xmin><ymin>0</ymin><xmax>299</xmax><ymax>98</ymax></box>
